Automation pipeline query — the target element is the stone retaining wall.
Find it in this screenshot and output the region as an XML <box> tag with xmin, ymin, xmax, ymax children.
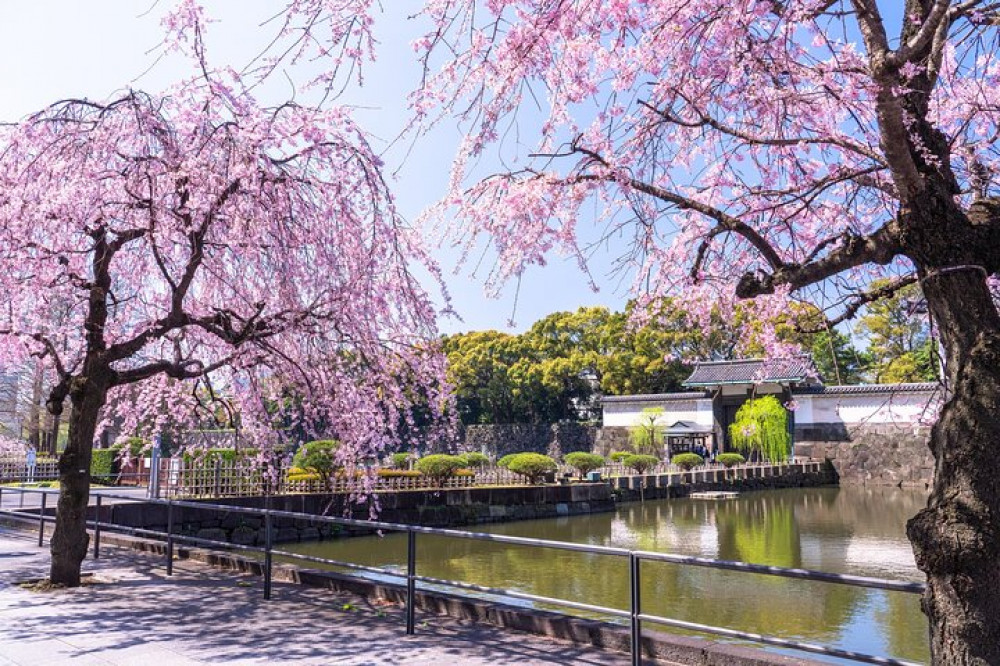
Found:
<box><xmin>98</xmin><ymin>483</ymin><xmax>615</xmax><ymax>547</ymax></box>
<box><xmin>462</xmin><ymin>422</ymin><xmax>598</xmax><ymax>458</ymax></box>
<box><xmin>794</xmin><ymin>423</ymin><xmax>933</xmax><ymax>489</ymax></box>
<box><xmin>609</xmin><ymin>460</ymin><xmax>835</xmax><ymax>502</ymax></box>
<box><xmin>595</xmin><ymin>423</ymin><xmax>932</xmax><ymax>489</ymax></box>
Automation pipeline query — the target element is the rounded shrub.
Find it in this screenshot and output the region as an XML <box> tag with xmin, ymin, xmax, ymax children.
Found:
<box><xmin>460</xmin><ymin>452</ymin><xmax>490</xmax><ymax>469</ymax></box>
<box><xmin>497</xmin><ymin>453</ymin><xmax>518</xmax><ymax>469</ymax></box>
<box><xmin>564</xmin><ymin>452</ymin><xmax>605</xmax><ymax>478</ymax></box>
<box><xmin>672</xmin><ymin>452</ymin><xmax>704</xmax><ymax>471</ymax></box>
<box><xmin>291</xmin><ymin>440</ymin><xmax>340</xmax><ymax>478</ymax></box>
<box><xmin>716</xmin><ymin>453</ymin><xmax>746</xmax><ymax>468</ymax></box>
<box><xmin>390</xmin><ymin>452</ymin><xmax>412</xmax><ymax>470</ymax></box>
<box><xmin>506</xmin><ymin>453</ymin><xmax>558</xmax><ymax>484</ymax></box>
<box><xmin>609</xmin><ymin>450</ymin><xmax>631</xmax><ymax>463</ymax></box>
<box><xmin>415</xmin><ymin>454</ymin><xmax>465</xmax><ymax>484</ymax></box>
<box><xmin>622</xmin><ymin>454</ymin><xmax>659</xmax><ymax>475</ymax></box>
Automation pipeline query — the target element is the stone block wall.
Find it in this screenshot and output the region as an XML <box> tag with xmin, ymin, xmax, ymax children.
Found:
<box><xmin>96</xmin><ymin>484</ymin><xmax>615</xmax><ymax>546</ymax></box>
<box><xmin>592</xmin><ymin>426</ymin><xmax>631</xmax><ymax>456</ymax></box>
<box><xmin>463</xmin><ymin>422</ymin><xmax>597</xmax><ymax>458</ymax></box>
<box><xmin>794</xmin><ymin>423</ymin><xmax>933</xmax><ymax>489</ymax></box>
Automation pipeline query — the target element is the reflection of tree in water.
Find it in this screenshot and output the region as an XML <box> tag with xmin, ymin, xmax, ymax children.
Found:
<box><xmin>286</xmin><ymin>487</ymin><xmax>928</xmax><ymax>660</ymax></box>
<box><xmin>875</xmin><ymin>588</ymin><xmax>927</xmax><ymax>662</ymax></box>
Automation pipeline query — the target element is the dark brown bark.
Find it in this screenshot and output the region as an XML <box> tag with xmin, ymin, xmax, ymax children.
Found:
<box><xmin>905</xmin><ymin>267</ymin><xmax>1000</xmax><ymax>665</ymax></box>
<box><xmin>27</xmin><ymin>362</ymin><xmax>43</xmax><ymax>452</ymax></box>
<box><xmin>48</xmin><ymin>371</ymin><xmax>109</xmax><ymax>587</ymax></box>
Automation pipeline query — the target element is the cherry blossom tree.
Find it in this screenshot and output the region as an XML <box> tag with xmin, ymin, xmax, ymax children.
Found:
<box><xmin>125</xmin><ymin>0</ymin><xmax>999</xmax><ymax>659</ymax></box>
<box><xmin>0</xmin><ymin>86</ymin><xmax>449</xmax><ymax>586</ymax></box>
<box><xmin>405</xmin><ymin>1</ymin><xmax>1000</xmax><ymax>662</ymax></box>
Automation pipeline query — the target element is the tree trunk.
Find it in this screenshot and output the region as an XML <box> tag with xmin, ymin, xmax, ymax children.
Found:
<box><xmin>27</xmin><ymin>362</ymin><xmax>43</xmax><ymax>451</ymax></box>
<box><xmin>906</xmin><ymin>267</ymin><xmax>1000</xmax><ymax>665</ymax></box>
<box><xmin>48</xmin><ymin>409</ymin><xmax>62</xmax><ymax>456</ymax></box>
<box><xmin>49</xmin><ymin>377</ymin><xmax>108</xmax><ymax>587</ymax></box>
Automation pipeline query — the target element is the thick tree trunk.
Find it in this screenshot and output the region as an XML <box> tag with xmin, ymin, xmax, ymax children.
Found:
<box><xmin>49</xmin><ymin>377</ymin><xmax>108</xmax><ymax>587</ymax></box>
<box><xmin>906</xmin><ymin>268</ymin><xmax>1000</xmax><ymax>665</ymax></box>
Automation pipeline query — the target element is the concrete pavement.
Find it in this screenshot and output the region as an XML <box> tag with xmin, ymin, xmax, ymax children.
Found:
<box><xmin>0</xmin><ymin>528</ymin><xmax>632</xmax><ymax>665</ymax></box>
<box><xmin>0</xmin><ymin>487</ymin><xmax>150</xmax><ymax>512</ymax></box>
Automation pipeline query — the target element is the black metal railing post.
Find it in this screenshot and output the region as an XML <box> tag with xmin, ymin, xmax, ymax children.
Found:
<box><xmin>630</xmin><ymin>552</ymin><xmax>642</xmax><ymax>666</ymax></box>
<box><xmin>38</xmin><ymin>492</ymin><xmax>46</xmax><ymax>547</ymax></box>
<box><xmin>406</xmin><ymin>529</ymin><xmax>417</xmax><ymax>635</ymax></box>
<box><xmin>93</xmin><ymin>495</ymin><xmax>102</xmax><ymax>560</ymax></box>
<box><xmin>263</xmin><ymin>511</ymin><xmax>273</xmax><ymax>600</ymax></box>
<box><xmin>166</xmin><ymin>499</ymin><xmax>174</xmax><ymax>576</ymax></box>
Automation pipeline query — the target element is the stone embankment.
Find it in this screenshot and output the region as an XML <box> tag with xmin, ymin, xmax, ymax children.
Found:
<box><xmin>90</xmin><ymin>460</ymin><xmax>831</xmax><ymax>547</ymax></box>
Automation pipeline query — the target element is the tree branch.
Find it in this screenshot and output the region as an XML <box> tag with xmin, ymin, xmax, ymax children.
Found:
<box><xmin>735</xmin><ymin>220</ymin><xmax>904</xmax><ymax>298</ymax></box>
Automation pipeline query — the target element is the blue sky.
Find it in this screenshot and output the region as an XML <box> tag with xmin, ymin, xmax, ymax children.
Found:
<box><xmin>0</xmin><ymin>2</ymin><xmax>911</xmax><ymax>336</ymax></box>
<box><xmin>0</xmin><ymin>1</ymin><xmax>626</xmax><ymax>335</ymax></box>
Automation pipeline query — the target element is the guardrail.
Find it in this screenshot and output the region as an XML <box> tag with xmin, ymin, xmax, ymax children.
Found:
<box><xmin>0</xmin><ymin>486</ymin><xmax>925</xmax><ymax>666</ymax></box>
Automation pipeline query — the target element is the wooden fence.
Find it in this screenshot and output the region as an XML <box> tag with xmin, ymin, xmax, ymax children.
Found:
<box><xmin>0</xmin><ymin>458</ymin><xmax>59</xmax><ymax>483</ymax></box>
<box><xmin>156</xmin><ymin>457</ymin><xmax>752</xmax><ymax>499</ymax></box>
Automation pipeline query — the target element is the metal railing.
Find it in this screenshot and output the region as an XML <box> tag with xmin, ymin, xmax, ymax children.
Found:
<box><xmin>0</xmin><ymin>485</ymin><xmax>925</xmax><ymax>666</ymax></box>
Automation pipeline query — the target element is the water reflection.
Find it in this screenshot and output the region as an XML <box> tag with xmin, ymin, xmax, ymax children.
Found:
<box><xmin>284</xmin><ymin>486</ymin><xmax>929</xmax><ymax>663</ymax></box>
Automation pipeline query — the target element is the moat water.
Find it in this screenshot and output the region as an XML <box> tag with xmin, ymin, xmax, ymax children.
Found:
<box><xmin>283</xmin><ymin>485</ymin><xmax>929</xmax><ymax>664</ymax></box>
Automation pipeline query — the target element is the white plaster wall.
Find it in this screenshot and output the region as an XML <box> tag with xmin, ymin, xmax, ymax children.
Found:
<box><xmin>794</xmin><ymin>395</ymin><xmax>814</xmax><ymax>423</ymax></box>
<box><xmin>604</xmin><ymin>389</ymin><xmax>939</xmax><ymax>428</ymax></box>
<box><xmin>602</xmin><ymin>400</ymin><xmax>703</xmax><ymax>427</ymax></box>
<box><xmin>797</xmin><ymin>392</ymin><xmax>938</xmax><ymax>426</ymax></box>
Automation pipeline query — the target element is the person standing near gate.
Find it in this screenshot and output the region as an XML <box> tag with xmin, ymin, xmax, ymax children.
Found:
<box><xmin>25</xmin><ymin>445</ymin><xmax>37</xmax><ymax>483</ymax></box>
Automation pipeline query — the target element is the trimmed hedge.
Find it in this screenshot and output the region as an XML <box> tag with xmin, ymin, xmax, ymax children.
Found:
<box><xmin>90</xmin><ymin>448</ymin><xmax>119</xmax><ymax>481</ymax></box>
<box><xmin>506</xmin><ymin>453</ymin><xmax>557</xmax><ymax>484</ymax></box>
<box><xmin>671</xmin><ymin>452</ymin><xmax>704</xmax><ymax>470</ymax></box>
<box><xmin>622</xmin><ymin>454</ymin><xmax>659</xmax><ymax>475</ymax></box>
<box><xmin>716</xmin><ymin>453</ymin><xmax>746</xmax><ymax>468</ymax></box>
<box><xmin>497</xmin><ymin>453</ymin><xmax>518</xmax><ymax>469</ymax></box>
<box><xmin>415</xmin><ymin>454</ymin><xmax>465</xmax><ymax>484</ymax></box>
<box><xmin>390</xmin><ymin>452</ymin><xmax>412</xmax><ymax>469</ymax></box>
<box><xmin>459</xmin><ymin>452</ymin><xmax>490</xmax><ymax>468</ymax></box>
<box><xmin>291</xmin><ymin>440</ymin><xmax>340</xmax><ymax>477</ymax></box>
<box><xmin>563</xmin><ymin>452</ymin><xmax>605</xmax><ymax>477</ymax></box>
<box><xmin>609</xmin><ymin>450</ymin><xmax>631</xmax><ymax>463</ymax></box>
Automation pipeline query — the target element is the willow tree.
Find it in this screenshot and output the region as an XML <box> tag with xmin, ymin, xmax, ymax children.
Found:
<box><xmin>729</xmin><ymin>396</ymin><xmax>792</xmax><ymax>463</ymax></box>
<box><xmin>410</xmin><ymin>2</ymin><xmax>1000</xmax><ymax>662</ymax></box>
<box><xmin>0</xmin><ymin>88</ymin><xmax>447</xmax><ymax>586</ymax></box>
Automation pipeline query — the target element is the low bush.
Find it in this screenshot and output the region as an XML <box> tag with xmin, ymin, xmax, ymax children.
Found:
<box><xmin>291</xmin><ymin>440</ymin><xmax>340</xmax><ymax>479</ymax></box>
<box><xmin>497</xmin><ymin>453</ymin><xmax>518</xmax><ymax>469</ymax></box>
<box><xmin>609</xmin><ymin>450</ymin><xmax>631</xmax><ymax>463</ymax></box>
<box><xmin>563</xmin><ymin>452</ymin><xmax>605</xmax><ymax>478</ymax></box>
<box><xmin>181</xmin><ymin>447</ymin><xmax>242</xmax><ymax>464</ymax></box>
<box><xmin>672</xmin><ymin>452</ymin><xmax>704</xmax><ymax>470</ymax></box>
<box><xmin>460</xmin><ymin>452</ymin><xmax>490</xmax><ymax>468</ymax></box>
<box><xmin>622</xmin><ymin>454</ymin><xmax>659</xmax><ymax>475</ymax></box>
<box><xmin>377</xmin><ymin>468</ymin><xmax>422</xmax><ymax>478</ymax></box>
<box><xmin>716</xmin><ymin>453</ymin><xmax>746</xmax><ymax>468</ymax></box>
<box><xmin>389</xmin><ymin>452</ymin><xmax>412</xmax><ymax>470</ymax></box>
<box><xmin>286</xmin><ymin>467</ymin><xmax>321</xmax><ymax>483</ymax></box>
<box><xmin>506</xmin><ymin>453</ymin><xmax>557</xmax><ymax>484</ymax></box>
<box><xmin>415</xmin><ymin>454</ymin><xmax>465</xmax><ymax>484</ymax></box>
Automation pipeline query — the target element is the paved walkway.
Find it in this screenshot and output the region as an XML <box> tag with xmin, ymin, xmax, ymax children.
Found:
<box><xmin>0</xmin><ymin>528</ymin><xmax>632</xmax><ymax>665</ymax></box>
<box><xmin>0</xmin><ymin>487</ymin><xmax>149</xmax><ymax>512</ymax></box>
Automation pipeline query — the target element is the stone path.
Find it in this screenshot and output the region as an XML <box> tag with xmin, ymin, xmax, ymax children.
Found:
<box><xmin>0</xmin><ymin>528</ymin><xmax>633</xmax><ymax>665</ymax></box>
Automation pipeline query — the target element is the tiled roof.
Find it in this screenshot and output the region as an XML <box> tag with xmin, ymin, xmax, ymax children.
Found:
<box><xmin>682</xmin><ymin>356</ymin><xmax>819</xmax><ymax>387</ymax></box>
<box><xmin>664</xmin><ymin>420</ymin><xmax>713</xmax><ymax>434</ymax></box>
<box><xmin>794</xmin><ymin>382</ymin><xmax>941</xmax><ymax>395</ymax></box>
<box><xmin>601</xmin><ymin>391</ymin><xmax>707</xmax><ymax>404</ymax></box>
